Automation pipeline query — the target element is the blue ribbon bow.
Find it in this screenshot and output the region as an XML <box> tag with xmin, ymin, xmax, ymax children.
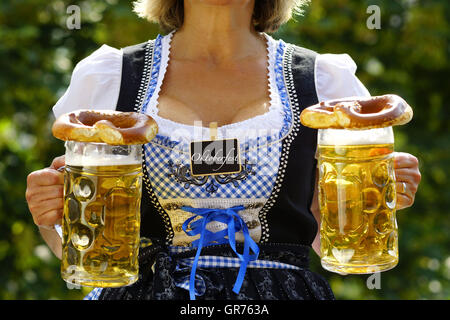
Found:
<box><xmin>181</xmin><ymin>205</ymin><xmax>260</xmax><ymax>300</ymax></box>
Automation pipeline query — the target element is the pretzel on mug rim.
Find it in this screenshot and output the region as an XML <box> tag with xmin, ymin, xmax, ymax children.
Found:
<box><xmin>52</xmin><ymin>109</ymin><xmax>158</xmax><ymax>145</ymax></box>
<box><xmin>299</xmin><ymin>94</ymin><xmax>413</xmax><ymax>130</ymax></box>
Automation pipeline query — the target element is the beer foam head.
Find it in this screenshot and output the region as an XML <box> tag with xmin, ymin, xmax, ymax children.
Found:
<box><xmin>64</xmin><ymin>141</ymin><xmax>141</xmax><ymax>166</ymax></box>
<box><xmin>318</xmin><ymin>127</ymin><xmax>394</xmax><ymax>146</ymax></box>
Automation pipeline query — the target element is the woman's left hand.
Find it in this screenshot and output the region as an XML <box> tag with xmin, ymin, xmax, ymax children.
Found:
<box><xmin>393</xmin><ymin>152</ymin><xmax>421</xmax><ymax>210</ymax></box>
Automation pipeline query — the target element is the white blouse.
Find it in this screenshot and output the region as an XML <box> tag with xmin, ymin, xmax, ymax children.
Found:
<box><xmin>52</xmin><ymin>32</ymin><xmax>371</xmax><ymax>125</ymax></box>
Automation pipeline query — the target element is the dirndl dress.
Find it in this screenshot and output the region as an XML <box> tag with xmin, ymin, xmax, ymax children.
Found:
<box><xmin>52</xmin><ymin>31</ymin><xmax>373</xmax><ymax>300</ymax></box>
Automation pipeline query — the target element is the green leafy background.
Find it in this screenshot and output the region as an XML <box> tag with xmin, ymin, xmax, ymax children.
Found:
<box><xmin>0</xmin><ymin>0</ymin><xmax>448</xmax><ymax>300</ymax></box>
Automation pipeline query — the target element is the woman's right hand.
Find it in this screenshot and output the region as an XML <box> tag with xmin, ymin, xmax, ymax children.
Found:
<box><xmin>26</xmin><ymin>155</ymin><xmax>65</xmax><ymax>229</ymax></box>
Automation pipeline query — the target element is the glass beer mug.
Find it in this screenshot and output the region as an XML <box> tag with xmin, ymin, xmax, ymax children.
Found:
<box><xmin>61</xmin><ymin>141</ymin><xmax>143</xmax><ymax>287</ymax></box>
<box><xmin>318</xmin><ymin>127</ymin><xmax>398</xmax><ymax>274</ymax></box>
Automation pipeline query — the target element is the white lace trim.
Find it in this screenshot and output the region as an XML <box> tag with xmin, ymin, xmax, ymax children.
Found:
<box><xmin>145</xmin><ymin>32</ymin><xmax>174</xmax><ymax>118</ymax></box>
<box><xmin>144</xmin><ymin>31</ymin><xmax>285</xmax><ymax>141</ymax></box>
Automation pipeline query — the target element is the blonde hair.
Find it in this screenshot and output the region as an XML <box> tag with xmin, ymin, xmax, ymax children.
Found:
<box><xmin>133</xmin><ymin>0</ymin><xmax>310</xmax><ymax>33</ymax></box>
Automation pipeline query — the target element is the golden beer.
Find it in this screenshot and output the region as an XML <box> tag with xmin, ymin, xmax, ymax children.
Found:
<box><xmin>61</xmin><ymin>142</ymin><xmax>142</xmax><ymax>287</ymax></box>
<box><xmin>318</xmin><ymin>128</ymin><xmax>398</xmax><ymax>274</ymax></box>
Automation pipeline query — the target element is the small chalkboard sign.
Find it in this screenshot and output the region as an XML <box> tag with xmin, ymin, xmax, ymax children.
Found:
<box><xmin>189</xmin><ymin>138</ymin><xmax>241</xmax><ymax>176</ymax></box>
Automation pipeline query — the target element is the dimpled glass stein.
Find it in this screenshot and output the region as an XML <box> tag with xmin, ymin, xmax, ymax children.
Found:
<box><xmin>61</xmin><ymin>141</ymin><xmax>142</xmax><ymax>287</ymax></box>
<box><xmin>318</xmin><ymin>127</ymin><xmax>398</xmax><ymax>274</ymax></box>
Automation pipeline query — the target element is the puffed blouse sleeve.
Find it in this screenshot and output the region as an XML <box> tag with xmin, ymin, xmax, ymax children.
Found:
<box><xmin>314</xmin><ymin>53</ymin><xmax>370</xmax><ymax>101</ymax></box>
<box><xmin>52</xmin><ymin>45</ymin><xmax>123</xmax><ymax>118</ymax></box>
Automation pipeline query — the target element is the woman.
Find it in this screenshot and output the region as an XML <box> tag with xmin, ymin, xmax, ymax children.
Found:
<box><xmin>26</xmin><ymin>0</ymin><xmax>421</xmax><ymax>300</ymax></box>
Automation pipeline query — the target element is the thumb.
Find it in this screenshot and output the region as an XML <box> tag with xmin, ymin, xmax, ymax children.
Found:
<box><xmin>49</xmin><ymin>155</ymin><xmax>66</xmax><ymax>170</ymax></box>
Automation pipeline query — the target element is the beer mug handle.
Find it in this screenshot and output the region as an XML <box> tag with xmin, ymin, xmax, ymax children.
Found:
<box><xmin>57</xmin><ymin>165</ymin><xmax>66</xmax><ymax>173</ymax></box>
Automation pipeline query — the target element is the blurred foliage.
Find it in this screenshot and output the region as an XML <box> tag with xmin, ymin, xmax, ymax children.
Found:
<box><xmin>0</xmin><ymin>0</ymin><xmax>448</xmax><ymax>300</ymax></box>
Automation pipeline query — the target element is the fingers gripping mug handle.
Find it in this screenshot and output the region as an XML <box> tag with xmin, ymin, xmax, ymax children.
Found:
<box><xmin>38</xmin><ymin>165</ymin><xmax>66</xmax><ymax>231</ymax></box>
